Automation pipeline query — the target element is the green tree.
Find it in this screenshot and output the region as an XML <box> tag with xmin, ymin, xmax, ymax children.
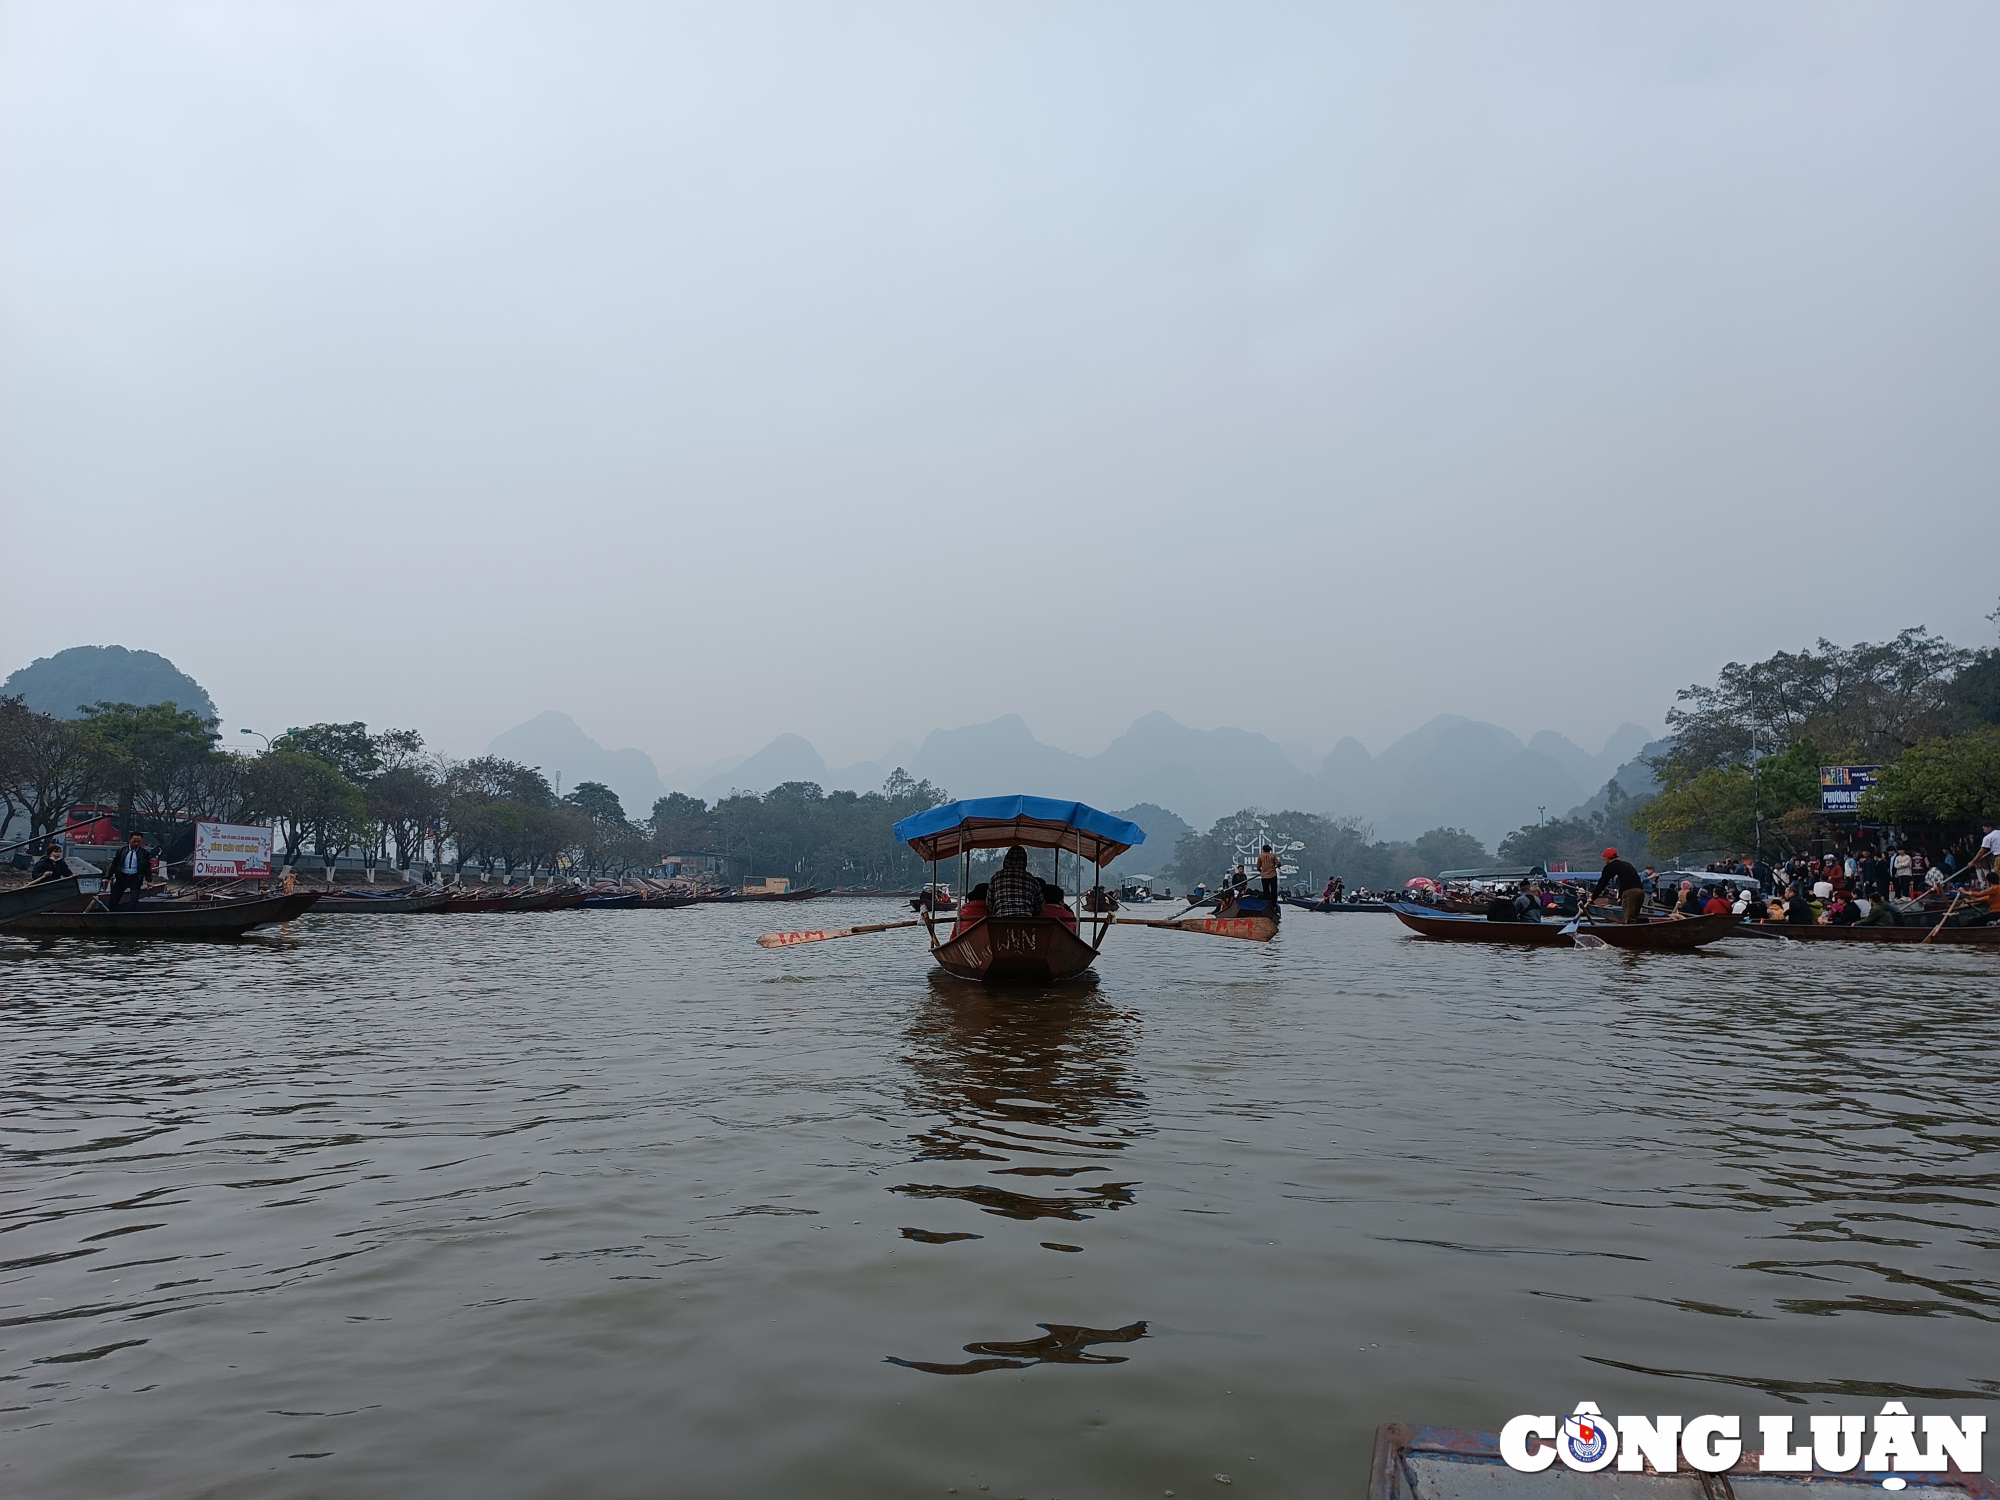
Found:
<box><xmin>1662</xmin><ymin>629</ymin><xmax>1970</xmax><ymax>774</ymax></box>
<box><xmin>1952</xmin><ymin>649</ymin><xmax>2000</xmax><ymax>727</ymax></box>
<box><xmin>275</xmin><ymin>722</ymin><xmax>381</xmax><ymax>783</ymax></box>
<box><xmin>367</xmin><ymin>761</ymin><xmax>441</xmax><ymax>873</ymax></box>
<box><xmin>1167</xmin><ymin>810</ymin><xmax>1494</xmax><ymax>893</ymax></box>
<box><xmin>1859</xmin><ymin>726</ymin><xmax>2000</xmax><ymax>826</ymax></box>
<box><xmin>0</xmin><ymin>696</ymin><xmax>107</xmax><ymax>843</ymax></box>
<box><xmin>1496</xmin><ymin>781</ymin><xmax>1651</xmax><ymax>867</ymax></box>
<box><xmin>439</xmin><ymin>756</ymin><xmax>554</xmax><ymax>879</ymax></box>
<box><xmin>1411</xmin><ymin>828</ymin><xmax>1490</xmax><ymax>873</ymax></box>
<box><xmin>78</xmin><ymin>700</ymin><xmax>238</xmax><ymax>847</ymax></box>
<box><xmin>565</xmin><ymin>781</ymin><xmax>626</xmax><ymax>826</ymax></box>
<box><xmin>241</xmin><ymin>750</ymin><xmax>368</xmax><ymax>868</ymax></box>
<box><xmin>651</xmin><ymin>792</ymin><xmax>715</xmax><ymax>859</ymax></box>
<box><xmin>1631</xmin><ymin>738</ymin><xmax>1822</xmax><ymax>861</ymax></box>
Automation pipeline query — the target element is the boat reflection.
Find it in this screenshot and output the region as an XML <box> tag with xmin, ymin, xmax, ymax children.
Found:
<box><xmin>887</xmin><ymin>983</ymin><xmax>1151</xmax><ymax>1374</ymax></box>
<box><xmin>892</xmin><ymin>981</ymin><xmax>1148</xmax><ymax>1219</ymax></box>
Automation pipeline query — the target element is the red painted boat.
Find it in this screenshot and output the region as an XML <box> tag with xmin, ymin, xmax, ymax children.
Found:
<box><xmin>892</xmin><ymin>796</ymin><xmax>1150</xmax><ymax>985</ymax></box>
<box><xmin>1390</xmin><ymin>904</ymin><xmax>1740</xmax><ymax>951</ymax></box>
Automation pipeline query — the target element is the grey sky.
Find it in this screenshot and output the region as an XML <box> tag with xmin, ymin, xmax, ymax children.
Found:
<box><xmin>4</xmin><ymin>2</ymin><xmax>1995</xmax><ymax>772</ymax></box>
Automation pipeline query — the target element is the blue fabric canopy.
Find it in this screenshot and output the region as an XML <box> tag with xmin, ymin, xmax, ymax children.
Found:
<box><xmin>894</xmin><ymin>796</ymin><xmax>1147</xmax><ymax>866</ymax></box>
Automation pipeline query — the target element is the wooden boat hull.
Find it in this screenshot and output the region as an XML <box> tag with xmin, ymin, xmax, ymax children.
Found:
<box><xmin>2</xmin><ymin>891</ymin><xmax>322</xmax><ymax>938</ymax></box>
<box><xmin>1286</xmin><ymin>898</ymin><xmax>1394</xmax><ymax>913</ymax></box>
<box><xmin>436</xmin><ymin>893</ymin><xmax>530</xmax><ymax>913</ymax></box>
<box><xmin>1390</xmin><ymin>904</ymin><xmax>1740</xmax><ymax>950</ymax></box>
<box><xmin>0</xmin><ymin>876</ymin><xmax>88</xmax><ymax>922</ymax></box>
<box><xmin>1369</xmin><ymin>1423</ymin><xmax>1998</xmax><ymax>1500</ymax></box>
<box><xmin>636</xmin><ymin>894</ymin><xmax>697</xmax><ymax>909</ymax></box>
<box><xmin>1730</xmin><ymin>919</ymin><xmax>2000</xmax><ymax>945</ymax></box>
<box><xmin>313</xmin><ymin>891</ymin><xmax>450</xmax><ymax>913</ymax></box>
<box><xmin>580</xmin><ymin>893</ymin><xmax>641</xmax><ymax>908</ymax></box>
<box><xmin>931</xmin><ymin>916</ymin><xmax>1101</xmax><ymax>985</ymax></box>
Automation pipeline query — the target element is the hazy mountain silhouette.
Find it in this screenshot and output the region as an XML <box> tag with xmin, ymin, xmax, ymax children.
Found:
<box><xmin>4</xmin><ymin>645</ymin><xmax>216</xmax><ymax>721</ymax></box>
<box><xmin>694</xmin><ymin>733</ymin><xmax>827</xmax><ymax>802</ymax></box>
<box><xmin>487</xmin><ymin>712</ymin><xmax>665</xmax><ymax>816</ymax></box>
<box><xmin>659</xmin><ymin>711</ymin><xmax>1658</xmax><ymax>850</ymax></box>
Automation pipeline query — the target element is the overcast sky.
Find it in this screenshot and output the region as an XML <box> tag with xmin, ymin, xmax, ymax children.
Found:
<box><xmin>4</xmin><ymin>1</ymin><xmax>1995</xmax><ymax>771</ymax></box>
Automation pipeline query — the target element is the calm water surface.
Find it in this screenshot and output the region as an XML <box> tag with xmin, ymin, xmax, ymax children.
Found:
<box><xmin>3</xmin><ymin>903</ymin><xmax>1996</xmax><ymax>1498</ymax></box>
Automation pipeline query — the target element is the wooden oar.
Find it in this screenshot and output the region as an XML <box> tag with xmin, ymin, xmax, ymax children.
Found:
<box><xmin>1113</xmin><ymin>914</ymin><xmax>1277</xmax><ymax>942</ymax></box>
<box><xmin>1921</xmin><ymin>892</ymin><xmax>1965</xmax><ymax>945</ymax></box>
<box><xmin>757</xmin><ymin>919</ymin><xmax>921</xmax><ymax>949</ymax></box>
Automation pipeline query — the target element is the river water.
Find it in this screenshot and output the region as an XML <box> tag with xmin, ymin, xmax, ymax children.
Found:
<box><xmin>3</xmin><ymin>902</ymin><xmax>1996</xmax><ymax>1498</ymax></box>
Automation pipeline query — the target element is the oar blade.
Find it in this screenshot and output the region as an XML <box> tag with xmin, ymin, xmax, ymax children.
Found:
<box><xmin>757</xmin><ymin>918</ymin><xmax>920</xmax><ymax>949</ymax></box>
<box><xmin>1167</xmin><ymin>915</ymin><xmax>1279</xmax><ymax>943</ymax></box>
<box><xmin>758</xmin><ymin>927</ymin><xmax>847</xmax><ymax>949</ymax></box>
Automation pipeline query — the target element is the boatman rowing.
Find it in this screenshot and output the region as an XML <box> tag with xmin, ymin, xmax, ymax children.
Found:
<box><xmin>988</xmin><ymin>846</ymin><xmax>1045</xmax><ymax>918</ymax></box>
<box><xmin>1590</xmin><ymin>847</ymin><xmax>1646</xmax><ymax>923</ymax></box>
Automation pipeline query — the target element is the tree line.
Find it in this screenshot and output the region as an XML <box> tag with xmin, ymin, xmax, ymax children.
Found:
<box><xmin>1630</xmin><ymin>616</ymin><xmax>2000</xmax><ymax>861</ymax></box>
<box><xmin>1165</xmin><ymin>811</ymin><xmax>1489</xmax><ymax>893</ymax></box>
<box><xmin>0</xmin><ymin>697</ymin><xmax>951</xmax><ymax>884</ymax></box>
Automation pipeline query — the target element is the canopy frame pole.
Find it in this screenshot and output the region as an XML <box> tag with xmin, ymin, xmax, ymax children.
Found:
<box><xmin>924</xmin><ymin>857</ymin><xmax>940</xmax><ymax>950</ymax></box>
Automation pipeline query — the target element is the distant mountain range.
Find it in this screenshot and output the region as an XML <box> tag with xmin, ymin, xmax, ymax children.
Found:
<box><xmin>489</xmin><ymin>710</ymin><xmax>1663</xmax><ymax>852</ymax></box>
<box><xmin>487</xmin><ymin>712</ymin><xmax>666</xmax><ymax>814</ymax></box>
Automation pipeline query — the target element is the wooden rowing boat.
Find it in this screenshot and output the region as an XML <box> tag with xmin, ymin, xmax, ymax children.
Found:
<box><xmin>1390</xmin><ymin>904</ymin><xmax>1741</xmax><ymax>950</ymax></box>
<box><xmin>893</xmin><ymin>796</ymin><xmax>1150</xmax><ymax>985</ymax></box>
<box><xmin>0</xmin><ymin>875</ymin><xmax>88</xmax><ymax>923</ymax></box>
<box><xmin>1730</xmin><ymin>919</ymin><xmax>2000</xmax><ymax>945</ymax></box>
<box><xmin>929</xmin><ymin>913</ymin><xmax>1104</xmax><ymax>985</ymax></box>
<box><xmin>1369</xmin><ymin>1423</ymin><xmax>1997</xmax><ymax>1500</ymax></box>
<box><xmin>435</xmin><ymin>890</ymin><xmax>531</xmax><ymax>913</ymax></box>
<box><xmin>2</xmin><ymin>890</ymin><xmax>322</xmax><ymax>938</ymax></box>
<box><xmin>314</xmin><ymin>890</ymin><xmax>451</xmax><ymax>913</ymax></box>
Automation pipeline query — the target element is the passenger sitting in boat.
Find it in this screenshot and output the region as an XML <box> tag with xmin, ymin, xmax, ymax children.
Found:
<box><xmin>1039</xmin><ymin>882</ymin><xmax>1079</xmax><ymax>931</ymax></box>
<box><xmin>1782</xmin><ymin>887</ymin><xmax>1815</xmax><ymax>924</ymax></box>
<box><xmin>1702</xmin><ymin>888</ymin><xmax>1733</xmax><ymax>915</ymax></box>
<box><xmin>954</xmin><ymin>882</ymin><xmax>991</xmax><ymax>924</ymax></box>
<box><xmin>1856</xmin><ymin>889</ymin><xmax>1899</xmax><ymax>926</ymax></box>
<box><xmin>988</xmin><ymin>846</ymin><xmax>1044</xmax><ymax>918</ymax></box>
<box><xmin>1510</xmin><ymin>886</ymin><xmax>1542</xmax><ymax>922</ymax></box>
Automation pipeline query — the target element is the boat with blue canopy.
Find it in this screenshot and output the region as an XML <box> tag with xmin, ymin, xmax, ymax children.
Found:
<box><xmin>755</xmin><ymin>796</ymin><xmax>1279</xmax><ymax>980</ymax></box>
<box><xmin>891</xmin><ymin>797</ymin><xmax>1145</xmax><ymax>983</ymax></box>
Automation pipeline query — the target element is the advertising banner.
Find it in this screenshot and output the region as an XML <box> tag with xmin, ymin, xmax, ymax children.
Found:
<box><xmin>1819</xmin><ymin>765</ymin><xmax>1881</xmax><ymax>814</ymax></box>
<box><xmin>192</xmin><ymin>821</ymin><xmax>275</xmax><ymax>879</ymax></box>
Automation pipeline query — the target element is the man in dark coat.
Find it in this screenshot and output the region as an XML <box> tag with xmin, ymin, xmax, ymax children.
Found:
<box><xmin>107</xmin><ymin>832</ymin><xmax>155</xmax><ymax>910</ymax></box>
<box><xmin>1590</xmin><ymin>848</ymin><xmax>1646</xmax><ymax>923</ymax></box>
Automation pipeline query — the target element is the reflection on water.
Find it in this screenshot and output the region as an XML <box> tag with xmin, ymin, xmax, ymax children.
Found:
<box><xmin>888</xmin><ymin>1319</ymin><xmax>1149</xmax><ymax>1375</ymax></box>
<box><xmin>888</xmin><ymin>986</ymin><xmax>1149</xmax><ymax>1371</ymax></box>
<box><xmin>1</xmin><ymin>908</ymin><xmax>1996</xmax><ymax>1499</ymax></box>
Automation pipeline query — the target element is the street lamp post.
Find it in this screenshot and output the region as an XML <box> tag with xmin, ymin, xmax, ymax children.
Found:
<box><xmin>240</xmin><ymin>728</ymin><xmax>272</xmax><ymax>751</ymax></box>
